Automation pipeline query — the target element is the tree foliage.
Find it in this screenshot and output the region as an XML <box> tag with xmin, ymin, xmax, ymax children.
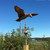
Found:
<box><xmin>0</xmin><ymin>29</ymin><xmax>31</xmax><ymax>50</ymax></box>
<box><xmin>0</xmin><ymin>29</ymin><xmax>49</xmax><ymax>50</ymax></box>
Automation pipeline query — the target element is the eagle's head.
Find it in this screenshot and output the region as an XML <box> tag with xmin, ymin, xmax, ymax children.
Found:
<box><xmin>29</xmin><ymin>14</ymin><xmax>32</xmax><ymax>17</ymax></box>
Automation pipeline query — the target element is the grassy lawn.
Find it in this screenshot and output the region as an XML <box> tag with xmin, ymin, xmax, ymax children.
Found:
<box><xmin>29</xmin><ymin>41</ymin><xmax>48</xmax><ymax>50</ymax></box>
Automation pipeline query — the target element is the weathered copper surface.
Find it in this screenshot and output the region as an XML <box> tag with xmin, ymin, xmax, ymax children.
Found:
<box><xmin>14</xmin><ymin>6</ymin><xmax>38</xmax><ymax>22</ymax></box>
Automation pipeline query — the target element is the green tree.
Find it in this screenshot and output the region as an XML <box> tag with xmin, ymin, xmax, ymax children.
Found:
<box><xmin>0</xmin><ymin>34</ymin><xmax>4</xmax><ymax>50</ymax></box>
<box><xmin>0</xmin><ymin>28</ymin><xmax>31</xmax><ymax>50</ymax></box>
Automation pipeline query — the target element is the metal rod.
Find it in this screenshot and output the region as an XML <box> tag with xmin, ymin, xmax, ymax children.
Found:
<box><xmin>25</xmin><ymin>19</ymin><xmax>26</xmax><ymax>27</ymax></box>
<box><xmin>25</xmin><ymin>19</ymin><xmax>27</xmax><ymax>45</ymax></box>
<box><xmin>25</xmin><ymin>34</ymin><xmax>27</xmax><ymax>45</ymax></box>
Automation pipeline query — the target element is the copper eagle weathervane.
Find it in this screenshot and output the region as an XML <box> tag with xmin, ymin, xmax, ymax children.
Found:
<box><xmin>14</xmin><ymin>6</ymin><xmax>38</xmax><ymax>22</ymax></box>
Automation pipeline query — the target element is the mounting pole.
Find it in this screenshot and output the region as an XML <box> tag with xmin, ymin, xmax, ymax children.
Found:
<box><xmin>24</xmin><ymin>19</ymin><xmax>29</xmax><ymax>50</ymax></box>
<box><xmin>25</xmin><ymin>19</ymin><xmax>27</xmax><ymax>45</ymax></box>
<box><xmin>25</xmin><ymin>19</ymin><xmax>26</xmax><ymax>26</ymax></box>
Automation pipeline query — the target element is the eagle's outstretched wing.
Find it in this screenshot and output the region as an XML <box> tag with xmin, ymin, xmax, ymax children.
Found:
<box><xmin>14</xmin><ymin>6</ymin><xmax>25</xmax><ymax>18</ymax></box>
<box><xmin>31</xmin><ymin>13</ymin><xmax>38</xmax><ymax>16</ymax></box>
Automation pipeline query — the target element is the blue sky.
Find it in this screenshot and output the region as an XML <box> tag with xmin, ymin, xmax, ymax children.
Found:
<box><xmin>0</xmin><ymin>0</ymin><xmax>50</xmax><ymax>37</ymax></box>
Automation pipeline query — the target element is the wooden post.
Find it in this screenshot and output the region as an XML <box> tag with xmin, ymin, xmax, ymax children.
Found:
<box><xmin>23</xmin><ymin>45</ymin><xmax>29</xmax><ymax>50</ymax></box>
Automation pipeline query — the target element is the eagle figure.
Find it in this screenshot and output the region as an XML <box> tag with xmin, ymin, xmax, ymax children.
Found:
<box><xmin>14</xmin><ymin>6</ymin><xmax>38</xmax><ymax>22</ymax></box>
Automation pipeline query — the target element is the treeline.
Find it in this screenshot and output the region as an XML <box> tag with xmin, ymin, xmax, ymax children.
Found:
<box><xmin>0</xmin><ymin>29</ymin><xmax>50</xmax><ymax>50</ymax></box>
